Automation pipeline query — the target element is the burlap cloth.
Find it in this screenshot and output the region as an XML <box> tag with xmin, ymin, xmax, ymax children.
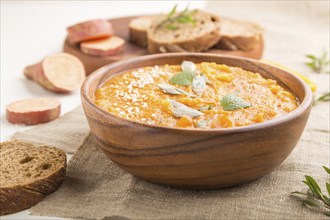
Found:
<box><xmin>11</xmin><ymin>1</ymin><xmax>329</xmax><ymax>219</ymax></box>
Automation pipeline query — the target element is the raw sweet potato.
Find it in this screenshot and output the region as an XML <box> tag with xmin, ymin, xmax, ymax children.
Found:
<box><xmin>6</xmin><ymin>98</ymin><xmax>61</xmax><ymax>125</ymax></box>
<box><xmin>80</xmin><ymin>36</ymin><xmax>125</xmax><ymax>56</ymax></box>
<box><xmin>24</xmin><ymin>53</ymin><xmax>86</xmax><ymax>93</ymax></box>
<box><xmin>67</xmin><ymin>19</ymin><xmax>113</xmax><ymax>44</ymax></box>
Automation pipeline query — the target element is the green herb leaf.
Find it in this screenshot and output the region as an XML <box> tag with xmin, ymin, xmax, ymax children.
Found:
<box><xmin>303</xmin><ymin>197</ymin><xmax>321</xmax><ymax>208</ymax></box>
<box><xmin>177</xmin><ymin>15</ymin><xmax>195</xmax><ymax>23</ymax></box>
<box><xmin>313</xmin><ymin>92</ymin><xmax>330</xmax><ymax>105</ymax></box>
<box><xmin>326</xmin><ymin>183</ymin><xmax>330</xmax><ymax>197</ymax></box>
<box><xmin>323</xmin><ymin>166</ymin><xmax>330</xmax><ymax>175</ymax></box>
<box><xmin>291</xmin><ymin>165</ymin><xmax>330</xmax><ymax>215</ymax></box>
<box><xmin>306</xmin><ymin>54</ymin><xmax>316</xmax><ymax>60</ymax></box>
<box><xmin>201</xmin><ymin>73</ymin><xmax>211</xmax><ymax>85</ymax></box>
<box><xmin>169</xmin><ymin>71</ymin><xmax>195</xmax><ymax>86</ymax></box>
<box><xmin>324</xmin><ymin>211</ymin><xmax>330</xmax><ymax>217</ymax></box>
<box><xmin>196</xmin><ymin>120</ymin><xmax>208</xmax><ymax>128</ymax></box>
<box><xmin>167</xmin><ymin>4</ymin><xmax>177</xmax><ymax>19</ymax></box>
<box><xmin>158</xmin><ymin>83</ymin><xmax>196</xmax><ymax>97</ymax></box>
<box><xmin>198</xmin><ymin>105</ymin><xmax>212</xmax><ymax>111</ymax></box>
<box><xmin>305</xmin><ymin>51</ymin><xmax>330</xmax><ymax>73</ymax></box>
<box><xmin>220</xmin><ymin>93</ymin><xmax>251</xmax><ymax>111</ymax></box>
<box><xmin>169</xmin><ymin>99</ymin><xmax>203</xmax><ymax>118</ymax></box>
<box><xmin>166</xmin><ymin>24</ymin><xmax>179</xmax><ymax>30</ymax></box>
<box><xmin>305</xmin><ymin>176</ymin><xmax>322</xmax><ymax>193</ymax></box>
<box><xmin>156</xmin><ymin>4</ymin><xmax>196</xmax><ymax>30</ymax></box>
<box><xmin>158</xmin><ymin>83</ymin><xmax>181</xmax><ymax>95</ymax></box>
<box><xmin>325</xmin><ymin>195</ymin><xmax>330</xmax><ymax>205</ymax></box>
<box><xmin>192</xmin><ymin>75</ymin><xmax>207</xmax><ymax>95</ymax></box>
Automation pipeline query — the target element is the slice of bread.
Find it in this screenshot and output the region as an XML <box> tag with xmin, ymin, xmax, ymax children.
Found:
<box><xmin>0</xmin><ymin>140</ymin><xmax>66</xmax><ymax>215</ymax></box>
<box><xmin>215</xmin><ymin>18</ymin><xmax>264</xmax><ymax>51</ymax></box>
<box><xmin>129</xmin><ymin>16</ymin><xmax>154</xmax><ymax>47</ymax></box>
<box><xmin>147</xmin><ymin>10</ymin><xmax>221</xmax><ymax>53</ymax></box>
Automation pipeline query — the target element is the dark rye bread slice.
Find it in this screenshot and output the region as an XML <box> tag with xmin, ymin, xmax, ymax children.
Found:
<box><xmin>129</xmin><ymin>16</ymin><xmax>155</xmax><ymax>47</ymax></box>
<box><xmin>147</xmin><ymin>10</ymin><xmax>221</xmax><ymax>53</ymax></box>
<box><xmin>215</xmin><ymin>18</ymin><xmax>264</xmax><ymax>51</ymax></box>
<box><xmin>0</xmin><ymin>140</ymin><xmax>66</xmax><ymax>215</ymax></box>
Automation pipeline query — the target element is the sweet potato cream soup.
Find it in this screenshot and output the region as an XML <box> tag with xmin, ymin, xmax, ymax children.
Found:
<box><xmin>95</xmin><ymin>61</ymin><xmax>299</xmax><ymax>129</ymax></box>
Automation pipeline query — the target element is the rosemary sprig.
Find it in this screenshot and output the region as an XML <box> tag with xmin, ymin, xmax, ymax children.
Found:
<box><xmin>156</xmin><ymin>4</ymin><xmax>196</xmax><ymax>30</ymax></box>
<box><xmin>306</xmin><ymin>51</ymin><xmax>330</xmax><ymax>73</ymax></box>
<box><xmin>291</xmin><ymin>166</ymin><xmax>330</xmax><ymax>217</ymax></box>
<box><xmin>313</xmin><ymin>92</ymin><xmax>330</xmax><ymax>106</ymax></box>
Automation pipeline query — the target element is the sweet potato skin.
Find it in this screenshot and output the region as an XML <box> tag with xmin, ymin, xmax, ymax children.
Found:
<box><xmin>6</xmin><ymin>99</ymin><xmax>61</xmax><ymax>125</ymax></box>
<box><xmin>67</xmin><ymin>19</ymin><xmax>113</xmax><ymax>44</ymax></box>
<box><xmin>24</xmin><ymin>53</ymin><xmax>86</xmax><ymax>93</ymax></box>
<box><xmin>24</xmin><ymin>62</ymin><xmax>68</xmax><ymax>93</ymax></box>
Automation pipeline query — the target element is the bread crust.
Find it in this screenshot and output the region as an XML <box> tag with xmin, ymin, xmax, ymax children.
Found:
<box><xmin>216</xmin><ymin>34</ymin><xmax>261</xmax><ymax>51</ymax></box>
<box><xmin>0</xmin><ymin>186</ymin><xmax>44</xmax><ymax>215</ymax></box>
<box><xmin>147</xmin><ymin>11</ymin><xmax>221</xmax><ymax>53</ymax></box>
<box><xmin>215</xmin><ymin>18</ymin><xmax>264</xmax><ymax>51</ymax></box>
<box><xmin>209</xmin><ymin>36</ymin><xmax>264</xmax><ymax>60</ymax></box>
<box><xmin>129</xmin><ymin>27</ymin><xmax>148</xmax><ymax>47</ymax></box>
<box><xmin>0</xmin><ymin>141</ymin><xmax>66</xmax><ymax>215</ymax></box>
<box><xmin>129</xmin><ymin>16</ymin><xmax>154</xmax><ymax>47</ymax></box>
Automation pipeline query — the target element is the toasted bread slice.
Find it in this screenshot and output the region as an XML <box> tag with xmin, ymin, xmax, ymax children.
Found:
<box><xmin>0</xmin><ymin>140</ymin><xmax>66</xmax><ymax>215</ymax></box>
<box><xmin>215</xmin><ymin>18</ymin><xmax>264</xmax><ymax>51</ymax></box>
<box><xmin>147</xmin><ymin>10</ymin><xmax>221</xmax><ymax>53</ymax></box>
<box><xmin>129</xmin><ymin>16</ymin><xmax>154</xmax><ymax>47</ymax></box>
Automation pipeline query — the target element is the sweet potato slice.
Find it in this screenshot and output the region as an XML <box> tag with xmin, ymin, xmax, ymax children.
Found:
<box><xmin>6</xmin><ymin>98</ymin><xmax>61</xmax><ymax>125</ymax></box>
<box><xmin>67</xmin><ymin>19</ymin><xmax>113</xmax><ymax>44</ymax></box>
<box><xmin>80</xmin><ymin>36</ymin><xmax>125</xmax><ymax>56</ymax></box>
<box><xmin>24</xmin><ymin>53</ymin><xmax>86</xmax><ymax>93</ymax></box>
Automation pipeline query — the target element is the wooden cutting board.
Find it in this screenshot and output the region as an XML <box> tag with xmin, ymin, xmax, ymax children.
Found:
<box><xmin>63</xmin><ymin>16</ymin><xmax>264</xmax><ymax>75</ymax></box>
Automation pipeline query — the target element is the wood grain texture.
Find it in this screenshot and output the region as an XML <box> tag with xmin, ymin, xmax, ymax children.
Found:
<box><xmin>81</xmin><ymin>53</ymin><xmax>312</xmax><ymax>189</ymax></box>
<box><xmin>64</xmin><ymin>16</ymin><xmax>264</xmax><ymax>75</ymax></box>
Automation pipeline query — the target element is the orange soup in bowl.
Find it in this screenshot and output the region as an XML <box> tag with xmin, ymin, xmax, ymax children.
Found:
<box><xmin>95</xmin><ymin>61</ymin><xmax>299</xmax><ymax>128</ymax></box>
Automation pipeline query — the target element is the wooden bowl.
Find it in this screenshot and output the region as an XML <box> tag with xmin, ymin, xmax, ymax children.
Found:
<box><xmin>81</xmin><ymin>53</ymin><xmax>312</xmax><ymax>189</ymax></box>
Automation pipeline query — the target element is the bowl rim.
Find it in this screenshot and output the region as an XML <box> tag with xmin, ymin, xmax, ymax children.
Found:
<box><xmin>81</xmin><ymin>53</ymin><xmax>313</xmax><ymax>133</ymax></box>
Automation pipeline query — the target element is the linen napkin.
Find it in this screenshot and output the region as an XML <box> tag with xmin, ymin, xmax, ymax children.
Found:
<box><xmin>8</xmin><ymin>103</ymin><xmax>328</xmax><ymax>219</ymax></box>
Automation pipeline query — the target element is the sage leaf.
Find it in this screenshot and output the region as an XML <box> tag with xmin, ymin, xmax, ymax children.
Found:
<box><xmin>198</xmin><ymin>105</ymin><xmax>212</xmax><ymax>111</ymax></box>
<box><xmin>196</xmin><ymin>120</ymin><xmax>208</xmax><ymax>128</ymax></box>
<box><xmin>158</xmin><ymin>83</ymin><xmax>196</xmax><ymax>97</ymax></box>
<box><xmin>192</xmin><ymin>75</ymin><xmax>207</xmax><ymax>95</ymax></box>
<box><xmin>220</xmin><ymin>93</ymin><xmax>251</xmax><ymax>111</ymax></box>
<box><xmin>169</xmin><ymin>99</ymin><xmax>203</xmax><ymax>118</ymax></box>
<box><xmin>181</xmin><ymin>61</ymin><xmax>196</xmax><ymax>73</ymax></box>
<box><xmin>202</xmin><ymin>73</ymin><xmax>211</xmax><ymax>85</ymax></box>
<box><xmin>169</xmin><ymin>71</ymin><xmax>195</xmax><ymax>86</ymax></box>
<box><xmin>177</xmin><ymin>88</ymin><xmax>196</xmax><ymax>98</ymax></box>
<box><xmin>158</xmin><ymin>83</ymin><xmax>181</xmax><ymax>95</ymax></box>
